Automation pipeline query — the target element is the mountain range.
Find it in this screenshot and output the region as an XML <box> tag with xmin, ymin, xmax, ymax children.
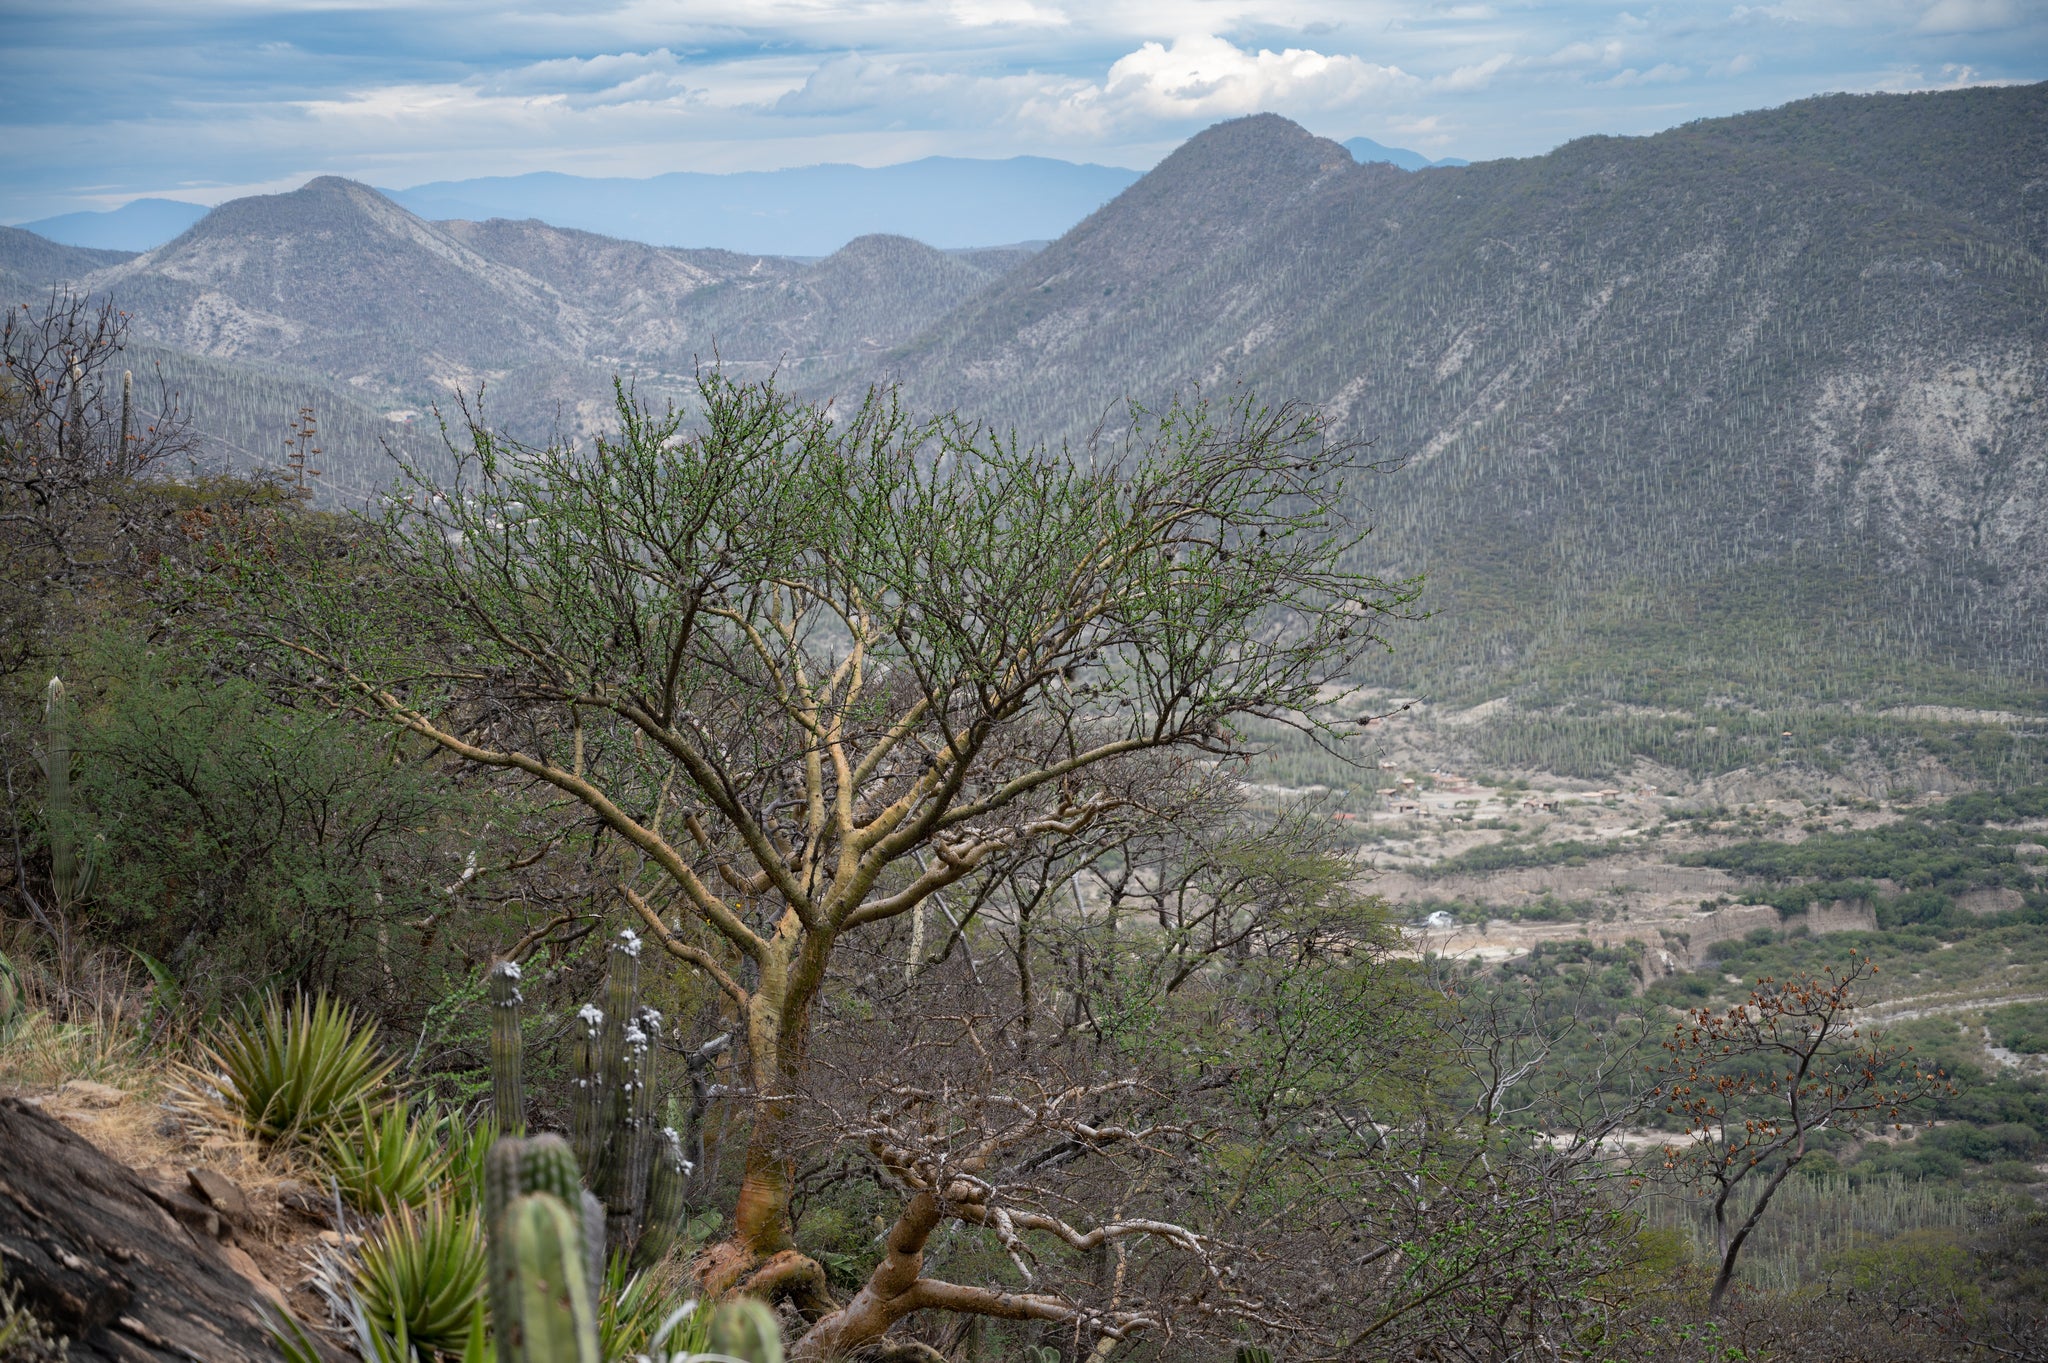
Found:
<box><xmin>37</xmin><ymin>175</ymin><xmax>1035</xmax><ymax>458</ymax></box>
<box><xmin>862</xmin><ymin>87</ymin><xmax>2048</xmax><ymax>703</ymax></box>
<box><xmin>14</xmin><ymin>198</ymin><xmax>210</xmax><ymax>252</ymax></box>
<box><xmin>4</xmin><ymin>84</ymin><xmax>2043</xmax><ymax>742</ymax></box>
<box><xmin>12</xmin><ymin>139</ymin><xmax>1454</xmax><ymax>256</ymax></box>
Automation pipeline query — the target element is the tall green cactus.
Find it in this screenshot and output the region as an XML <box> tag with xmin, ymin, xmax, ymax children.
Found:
<box><xmin>489</xmin><ymin>961</ymin><xmax>526</xmax><ymax>1136</ymax></box>
<box><xmin>474</xmin><ymin>1132</ymin><xmax>785</xmax><ymax>1363</ymax></box>
<box><xmin>598</xmin><ymin>1005</ymin><xmax>662</xmax><ymax>1250</ymax></box>
<box><xmin>492</xmin><ymin>1191</ymin><xmax>601</xmax><ymax>1363</ymax></box>
<box><xmin>37</xmin><ymin>678</ymin><xmax>98</xmax><ymax>926</ymax></box>
<box><xmin>484</xmin><ymin>1136</ymin><xmax>601</xmax><ymax>1360</ymax></box>
<box><xmin>590</xmin><ymin>930</ymin><xmax>642</xmax><ymax>1187</ymax></box>
<box><xmin>571</xmin><ymin>1000</ymin><xmax>605</xmax><ymax>1175</ymax></box>
<box><xmin>632</xmin><ymin>1127</ymin><xmax>691</xmax><ymax>1271</ymax></box>
<box><xmin>490</xmin><ymin>929</ymin><xmax>694</xmax><ymax>1270</ymax></box>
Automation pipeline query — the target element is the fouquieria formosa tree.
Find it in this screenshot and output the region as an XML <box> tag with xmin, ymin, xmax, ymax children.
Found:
<box><xmin>207</xmin><ymin>373</ymin><xmax>1418</xmax><ymax>1330</ymax></box>
<box><xmin>1655</xmin><ymin>953</ymin><xmax>1951</xmax><ymax>1311</ymax></box>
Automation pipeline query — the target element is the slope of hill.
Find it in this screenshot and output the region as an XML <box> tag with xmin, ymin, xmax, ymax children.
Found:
<box><xmin>133</xmin><ymin>345</ymin><xmax>449</xmax><ymax>506</ymax></box>
<box><xmin>62</xmin><ymin>179</ymin><xmax>1028</xmax><ymax>440</ymax></box>
<box><xmin>385</xmin><ymin>156</ymin><xmax>1141</xmax><ymax>255</ymax></box>
<box><xmin>0</xmin><ymin>225</ymin><xmax>134</xmax><ymax>290</ymax></box>
<box><xmin>850</xmin><ymin>87</ymin><xmax>2048</xmax><ymax>768</ymax></box>
<box><xmin>15</xmin><ymin>198</ymin><xmax>210</xmax><ymax>251</ymax></box>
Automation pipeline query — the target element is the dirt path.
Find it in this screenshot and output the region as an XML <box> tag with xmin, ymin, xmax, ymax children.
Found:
<box><xmin>1864</xmin><ymin>991</ymin><xmax>2048</xmax><ymax>1023</ymax></box>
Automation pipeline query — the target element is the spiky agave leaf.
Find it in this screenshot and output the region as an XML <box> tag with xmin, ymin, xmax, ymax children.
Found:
<box><xmin>199</xmin><ymin>991</ymin><xmax>397</xmax><ymax>1145</ymax></box>
<box><xmin>353</xmin><ymin>1198</ymin><xmax>487</xmax><ymax>1356</ymax></box>
<box><xmin>322</xmin><ymin>1097</ymin><xmax>454</xmax><ymax>1213</ymax></box>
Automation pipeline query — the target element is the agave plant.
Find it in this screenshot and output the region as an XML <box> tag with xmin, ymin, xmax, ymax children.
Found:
<box><xmin>200</xmin><ymin>991</ymin><xmax>397</xmax><ymax>1145</ymax></box>
<box><xmin>353</xmin><ymin>1198</ymin><xmax>488</xmax><ymax>1356</ymax></box>
<box><xmin>323</xmin><ymin>1097</ymin><xmax>454</xmax><ymax>1213</ymax></box>
<box><xmin>597</xmin><ymin>1254</ymin><xmax>709</xmax><ymax>1361</ymax></box>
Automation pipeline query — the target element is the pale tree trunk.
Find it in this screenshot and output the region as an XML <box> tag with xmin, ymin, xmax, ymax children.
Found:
<box><xmin>694</xmin><ymin>949</ymin><xmax>835</xmax><ymax>1316</ymax></box>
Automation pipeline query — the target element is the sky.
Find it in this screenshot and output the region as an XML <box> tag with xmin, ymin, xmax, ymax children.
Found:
<box><xmin>2</xmin><ymin>0</ymin><xmax>2043</xmax><ymax>222</ymax></box>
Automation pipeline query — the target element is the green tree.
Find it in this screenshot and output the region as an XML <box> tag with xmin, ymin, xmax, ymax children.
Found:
<box><xmin>203</xmin><ymin>372</ymin><xmax>1418</xmax><ymax>1316</ymax></box>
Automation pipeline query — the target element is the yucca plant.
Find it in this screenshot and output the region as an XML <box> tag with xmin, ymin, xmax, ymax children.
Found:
<box><xmin>353</xmin><ymin>1197</ymin><xmax>488</xmax><ymax>1356</ymax></box>
<box><xmin>447</xmin><ymin>1114</ymin><xmax>503</xmax><ymax>1216</ymax></box>
<box><xmin>324</xmin><ymin>1097</ymin><xmax>454</xmax><ymax>1213</ymax></box>
<box><xmin>597</xmin><ymin>1254</ymin><xmax>708</xmax><ymax>1360</ymax></box>
<box><xmin>200</xmin><ymin>991</ymin><xmax>396</xmax><ymax>1145</ymax></box>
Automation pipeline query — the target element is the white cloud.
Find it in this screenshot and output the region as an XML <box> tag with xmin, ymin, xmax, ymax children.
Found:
<box><xmin>1601</xmin><ymin>63</ymin><xmax>1692</xmax><ymax>86</ymax></box>
<box><xmin>1434</xmin><ymin>53</ymin><xmax>1513</xmax><ymax>91</ymax></box>
<box><xmin>770</xmin><ymin>32</ymin><xmax>1418</xmax><ymax>140</ymax></box>
<box><xmin>948</xmin><ymin>0</ymin><xmax>1070</xmax><ymax>26</ymax></box>
<box><xmin>1915</xmin><ymin>0</ymin><xmax>2021</xmax><ymax>33</ymax></box>
<box><xmin>1094</xmin><ymin>33</ymin><xmax>1416</xmax><ymax>120</ymax></box>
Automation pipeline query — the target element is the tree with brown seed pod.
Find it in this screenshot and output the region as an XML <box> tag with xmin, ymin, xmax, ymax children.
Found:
<box><xmin>1651</xmin><ymin>952</ymin><xmax>1953</xmax><ymax>1312</ymax></box>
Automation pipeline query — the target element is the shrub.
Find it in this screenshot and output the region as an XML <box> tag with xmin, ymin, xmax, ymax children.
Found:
<box><xmin>351</xmin><ymin>1198</ymin><xmax>486</xmax><ymax>1356</ymax></box>
<box><xmin>322</xmin><ymin>1098</ymin><xmax>452</xmax><ymax>1212</ymax></box>
<box><xmin>597</xmin><ymin>1255</ymin><xmax>710</xmax><ymax>1360</ymax></box>
<box><xmin>200</xmin><ymin>991</ymin><xmax>395</xmax><ymax>1145</ymax></box>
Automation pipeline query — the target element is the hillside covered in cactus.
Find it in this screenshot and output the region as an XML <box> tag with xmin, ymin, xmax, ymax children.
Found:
<box><xmin>847</xmin><ymin>86</ymin><xmax>2048</xmax><ymax>720</ymax></box>
<box><xmin>4</xmin><ymin>75</ymin><xmax>2048</xmax><ymax>1363</ymax></box>
<box><xmin>4</xmin><ymin>83</ymin><xmax>2043</xmax><ymax>786</ymax></box>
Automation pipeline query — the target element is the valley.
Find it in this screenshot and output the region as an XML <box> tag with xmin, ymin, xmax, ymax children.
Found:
<box><xmin>3</xmin><ymin>81</ymin><xmax>2046</xmax><ymax>1349</ymax></box>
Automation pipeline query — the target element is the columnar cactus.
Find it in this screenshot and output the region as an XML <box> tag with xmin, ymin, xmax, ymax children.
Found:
<box><xmin>480</xmin><ymin>1138</ymin><xmax>778</xmax><ymax>1363</ymax></box>
<box><xmin>590</xmin><ymin>929</ymin><xmax>642</xmax><ymax>1185</ymax></box>
<box><xmin>632</xmin><ymin>1127</ymin><xmax>691</xmax><ymax>1271</ymax></box>
<box><xmin>490</xmin><ymin>929</ymin><xmax>696</xmax><ymax>1269</ymax></box>
<box><xmin>491</xmin><ymin>1191</ymin><xmax>601</xmax><ymax>1363</ymax></box>
<box><xmin>705</xmin><ymin>1299</ymin><xmax>784</xmax><ymax>1363</ymax></box>
<box><xmin>38</xmin><ymin>678</ymin><xmax>98</xmax><ymax>915</ymax></box>
<box><xmin>571</xmin><ymin>1000</ymin><xmax>605</xmax><ymax>1174</ymax></box>
<box><xmin>599</xmin><ymin>1003</ymin><xmax>667</xmax><ymax>1249</ymax></box>
<box><xmin>489</xmin><ymin>961</ymin><xmax>526</xmax><ymax>1136</ymax></box>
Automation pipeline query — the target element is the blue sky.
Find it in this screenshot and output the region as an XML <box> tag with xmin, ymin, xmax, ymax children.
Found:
<box><xmin>2</xmin><ymin>0</ymin><xmax>2042</xmax><ymax>221</ymax></box>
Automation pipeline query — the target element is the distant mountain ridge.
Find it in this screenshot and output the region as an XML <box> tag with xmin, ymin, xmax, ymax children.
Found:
<box><xmin>387</xmin><ymin>156</ymin><xmax>1139</xmax><ymax>256</ymax></box>
<box><xmin>11</xmin><ymin>157</ymin><xmax>1135</xmax><ymax>257</ymax></box>
<box><xmin>1343</xmin><ymin>137</ymin><xmax>1468</xmax><ymax>170</ymax></box>
<box><xmin>16</xmin><ymin>198</ymin><xmax>209</xmax><ymax>252</ymax></box>
<box><xmin>0</xmin><ymin>175</ymin><xmax>1035</xmax><ymax>485</ymax></box>
<box><xmin>845</xmin><ymin>86</ymin><xmax>2048</xmax><ymax>695</ymax></box>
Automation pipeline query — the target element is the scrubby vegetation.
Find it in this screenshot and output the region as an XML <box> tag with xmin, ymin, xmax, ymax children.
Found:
<box><xmin>2</xmin><ymin>297</ymin><xmax>2043</xmax><ymax>1362</ymax></box>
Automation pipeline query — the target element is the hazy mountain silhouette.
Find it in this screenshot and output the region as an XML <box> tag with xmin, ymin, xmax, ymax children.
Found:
<box><xmin>16</xmin><ymin>198</ymin><xmax>210</xmax><ymax>252</ymax></box>
<box><xmin>1343</xmin><ymin>137</ymin><xmax>1469</xmax><ymax>169</ymax></box>
<box><xmin>384</xmin><ymin>157</ymin><xmax>1141</xmax><ymax>256</ymax></box>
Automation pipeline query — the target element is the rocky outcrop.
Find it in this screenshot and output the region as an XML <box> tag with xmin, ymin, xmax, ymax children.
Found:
<box><xmin>0</xmin><ymin>1097</ymin><xmax>327</xmax><ymax>1362</ymax></box>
